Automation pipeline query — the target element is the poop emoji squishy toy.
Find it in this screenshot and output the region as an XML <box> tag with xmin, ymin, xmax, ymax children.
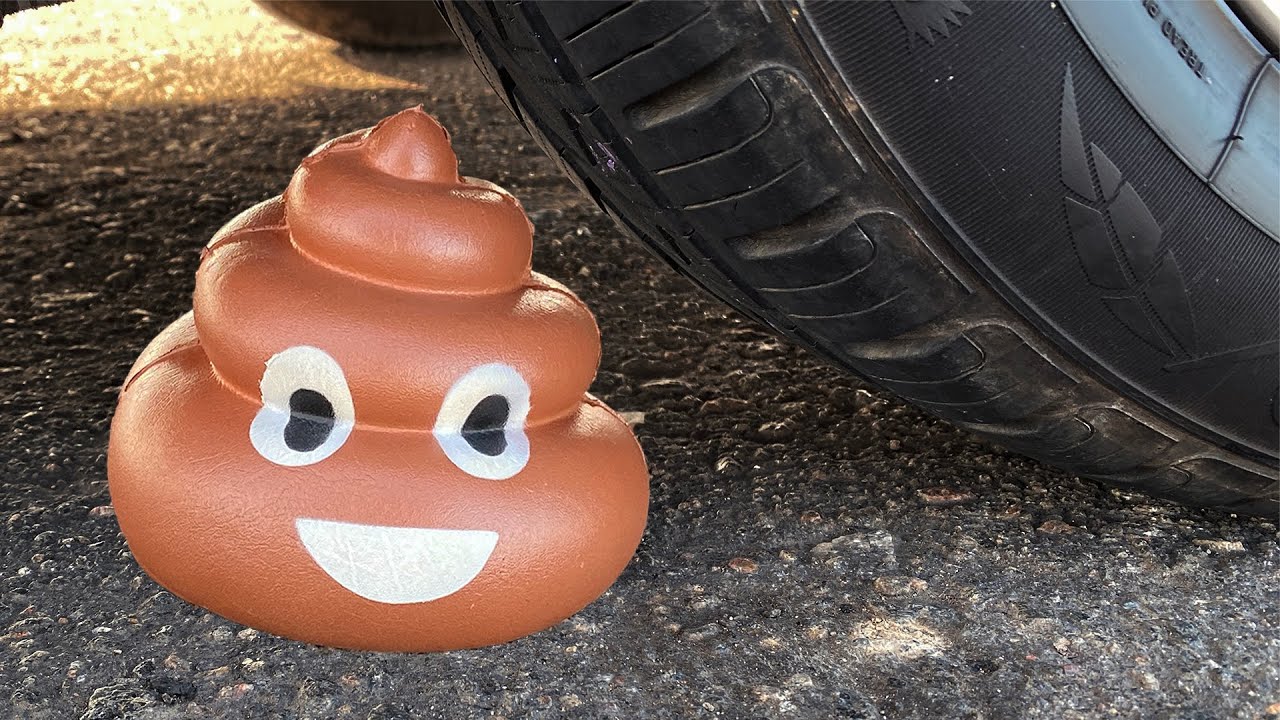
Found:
<box><xmin>107</xmin><ymin>107</ymin><xmax>650</xmax><ymax>652</ymax></box>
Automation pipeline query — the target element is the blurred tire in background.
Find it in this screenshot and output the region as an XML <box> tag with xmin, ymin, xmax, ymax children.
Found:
<box><xmin>0</xmin><ymin>1</ymin><xmax>69</xmax><ymax>29</ymax></box>
<box><xmin>256</xmin><ymin>0</ymin><xmax>455</xmax><ymax>49</ymax></box>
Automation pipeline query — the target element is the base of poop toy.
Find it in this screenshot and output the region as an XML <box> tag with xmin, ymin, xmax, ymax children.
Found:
<box><xmin>107</xmin><ymin>107</ymin><xmax>650</xmax><ymax>652</ymax></box>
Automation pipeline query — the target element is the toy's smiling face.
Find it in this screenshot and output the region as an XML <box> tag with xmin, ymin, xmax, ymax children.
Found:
<box><xmin>109</xmin><ymin>309</ymin><xmax>648</xmax><ymax>651</ymax></box>
<box><xmin>109</xmin><ymin>108</ymin><xmax>649</xmax><ymax>651</ymax></box>
<box><xmin>254</xmin><ymin>347</ymin><xmax>527</xmax><ymax>606</ymax></box>
<box><xmin>246</xmin><ymin>342</ymin><xmax>549</xmax><ymax>607</ymax></box>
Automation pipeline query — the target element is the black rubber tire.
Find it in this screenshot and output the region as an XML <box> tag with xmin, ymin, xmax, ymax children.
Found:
<box><xmin>441</xmin><ymin>1</ymin><xmax>1279</xmax><ymax>515</ymax></box>
<box><xmin>256</xmin><ymin>1</ymin><xmax>456</xmax><ymax>49</ymax></box>
<box><xmin>0</xmin><ymin>1</ymin><xmax>68</xmax><ymax>29</ymax></box>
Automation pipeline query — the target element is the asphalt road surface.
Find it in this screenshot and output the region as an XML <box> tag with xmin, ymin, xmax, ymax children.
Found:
<box><xmin>1</xmin><ymin>2</ymin><xmax>1278</xmax><ymax>719</ymax></box>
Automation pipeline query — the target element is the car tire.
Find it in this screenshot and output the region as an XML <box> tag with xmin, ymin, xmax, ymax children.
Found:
<box><xmin>442</xmin><ymin>0</ymin><xmax>1279</xmax><ymax>515</ymax></box>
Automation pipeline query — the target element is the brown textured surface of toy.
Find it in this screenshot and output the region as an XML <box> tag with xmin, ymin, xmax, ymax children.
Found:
<box><xmin>107</xmin><ymin>107</ymin><xmax>650</xmax><ymax>652</ymax></box>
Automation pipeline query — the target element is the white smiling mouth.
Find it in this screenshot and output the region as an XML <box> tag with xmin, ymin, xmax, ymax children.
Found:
<box><xmin>295</xmin><ymin>518</ymin><xmax>499</xmax><ymax>605</ymax></box>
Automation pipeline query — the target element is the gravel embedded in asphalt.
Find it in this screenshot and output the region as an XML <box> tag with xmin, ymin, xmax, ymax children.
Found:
<box><xmin>1</xmin><ymin>10</ymin><xmax>1278</xmax><ymax>720</ymax></box>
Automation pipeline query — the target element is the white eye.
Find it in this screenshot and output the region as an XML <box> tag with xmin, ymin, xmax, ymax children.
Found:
<box><xmin>250</xmin><ymin>346</ymin><xmax>354</xmax><ymax>467</ymax></box>
<box><xmin>434</xmin><ymin>363</ymin><xmax>530</xmax><ymax>480</ymax></box>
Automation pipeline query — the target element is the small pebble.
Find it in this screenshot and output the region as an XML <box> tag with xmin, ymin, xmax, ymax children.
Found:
<box><xmin>1037</xmin><ymin>519</ymin><xmax>1076</xmax><ymax>534</ymax></box>
<box><xmin>714</xmin><ymin>456</ymin><xmax>741</xmax><ymax>473</ymax></box>
<box><xmin>918</xmin><ymin>487</ymin><xmax>976</xmax><ymax>507</ymax></box>
<box><xmin>872</xmin><ymin>576</ymin><xmax>928</xmax><ymax>597</ymax></box>
<box><xmin>1130</xmin><ymin>670</ymin><xmax>1160</xmax><ymax>691</ymax></box>
<box><xmin>698</xmin><ymin>397</ymin><xmax>751</xmax><ymax>415</ymax></box>
<box><xmin>682</xmin><ymin>623</ymin><xmax>721</xmax><ymax>642</ymax></box>
<box><xmin>1192</xmin><ymin>539</ymin><xmax>1246</xmax><ymax>554</ymax></box>
<box><xmin>217</xmin><ymin>683</ymin><xmax>254</xmax><ymax>700</ymax></box>
<box><xmin>752</xmin><ymin>421</ymin><xmax>794</xmax><ymax>443</ymax></box>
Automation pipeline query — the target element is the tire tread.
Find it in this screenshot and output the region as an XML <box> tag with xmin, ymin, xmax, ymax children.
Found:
<box><xmin>443</xmin><ymin>0</ymin><xmax>1278</xmax><ymax>515</ymax></box>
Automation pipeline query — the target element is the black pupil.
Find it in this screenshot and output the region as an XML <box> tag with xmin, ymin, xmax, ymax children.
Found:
<box><xmin>462</xmin><ymin>394</ymin><xmax>509</xmax><ymax>456</ymax></box>
<box><xmin>284</xmin><ymin>389</ymin><xmax>335</xmax><ymax>453</ymax></box>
